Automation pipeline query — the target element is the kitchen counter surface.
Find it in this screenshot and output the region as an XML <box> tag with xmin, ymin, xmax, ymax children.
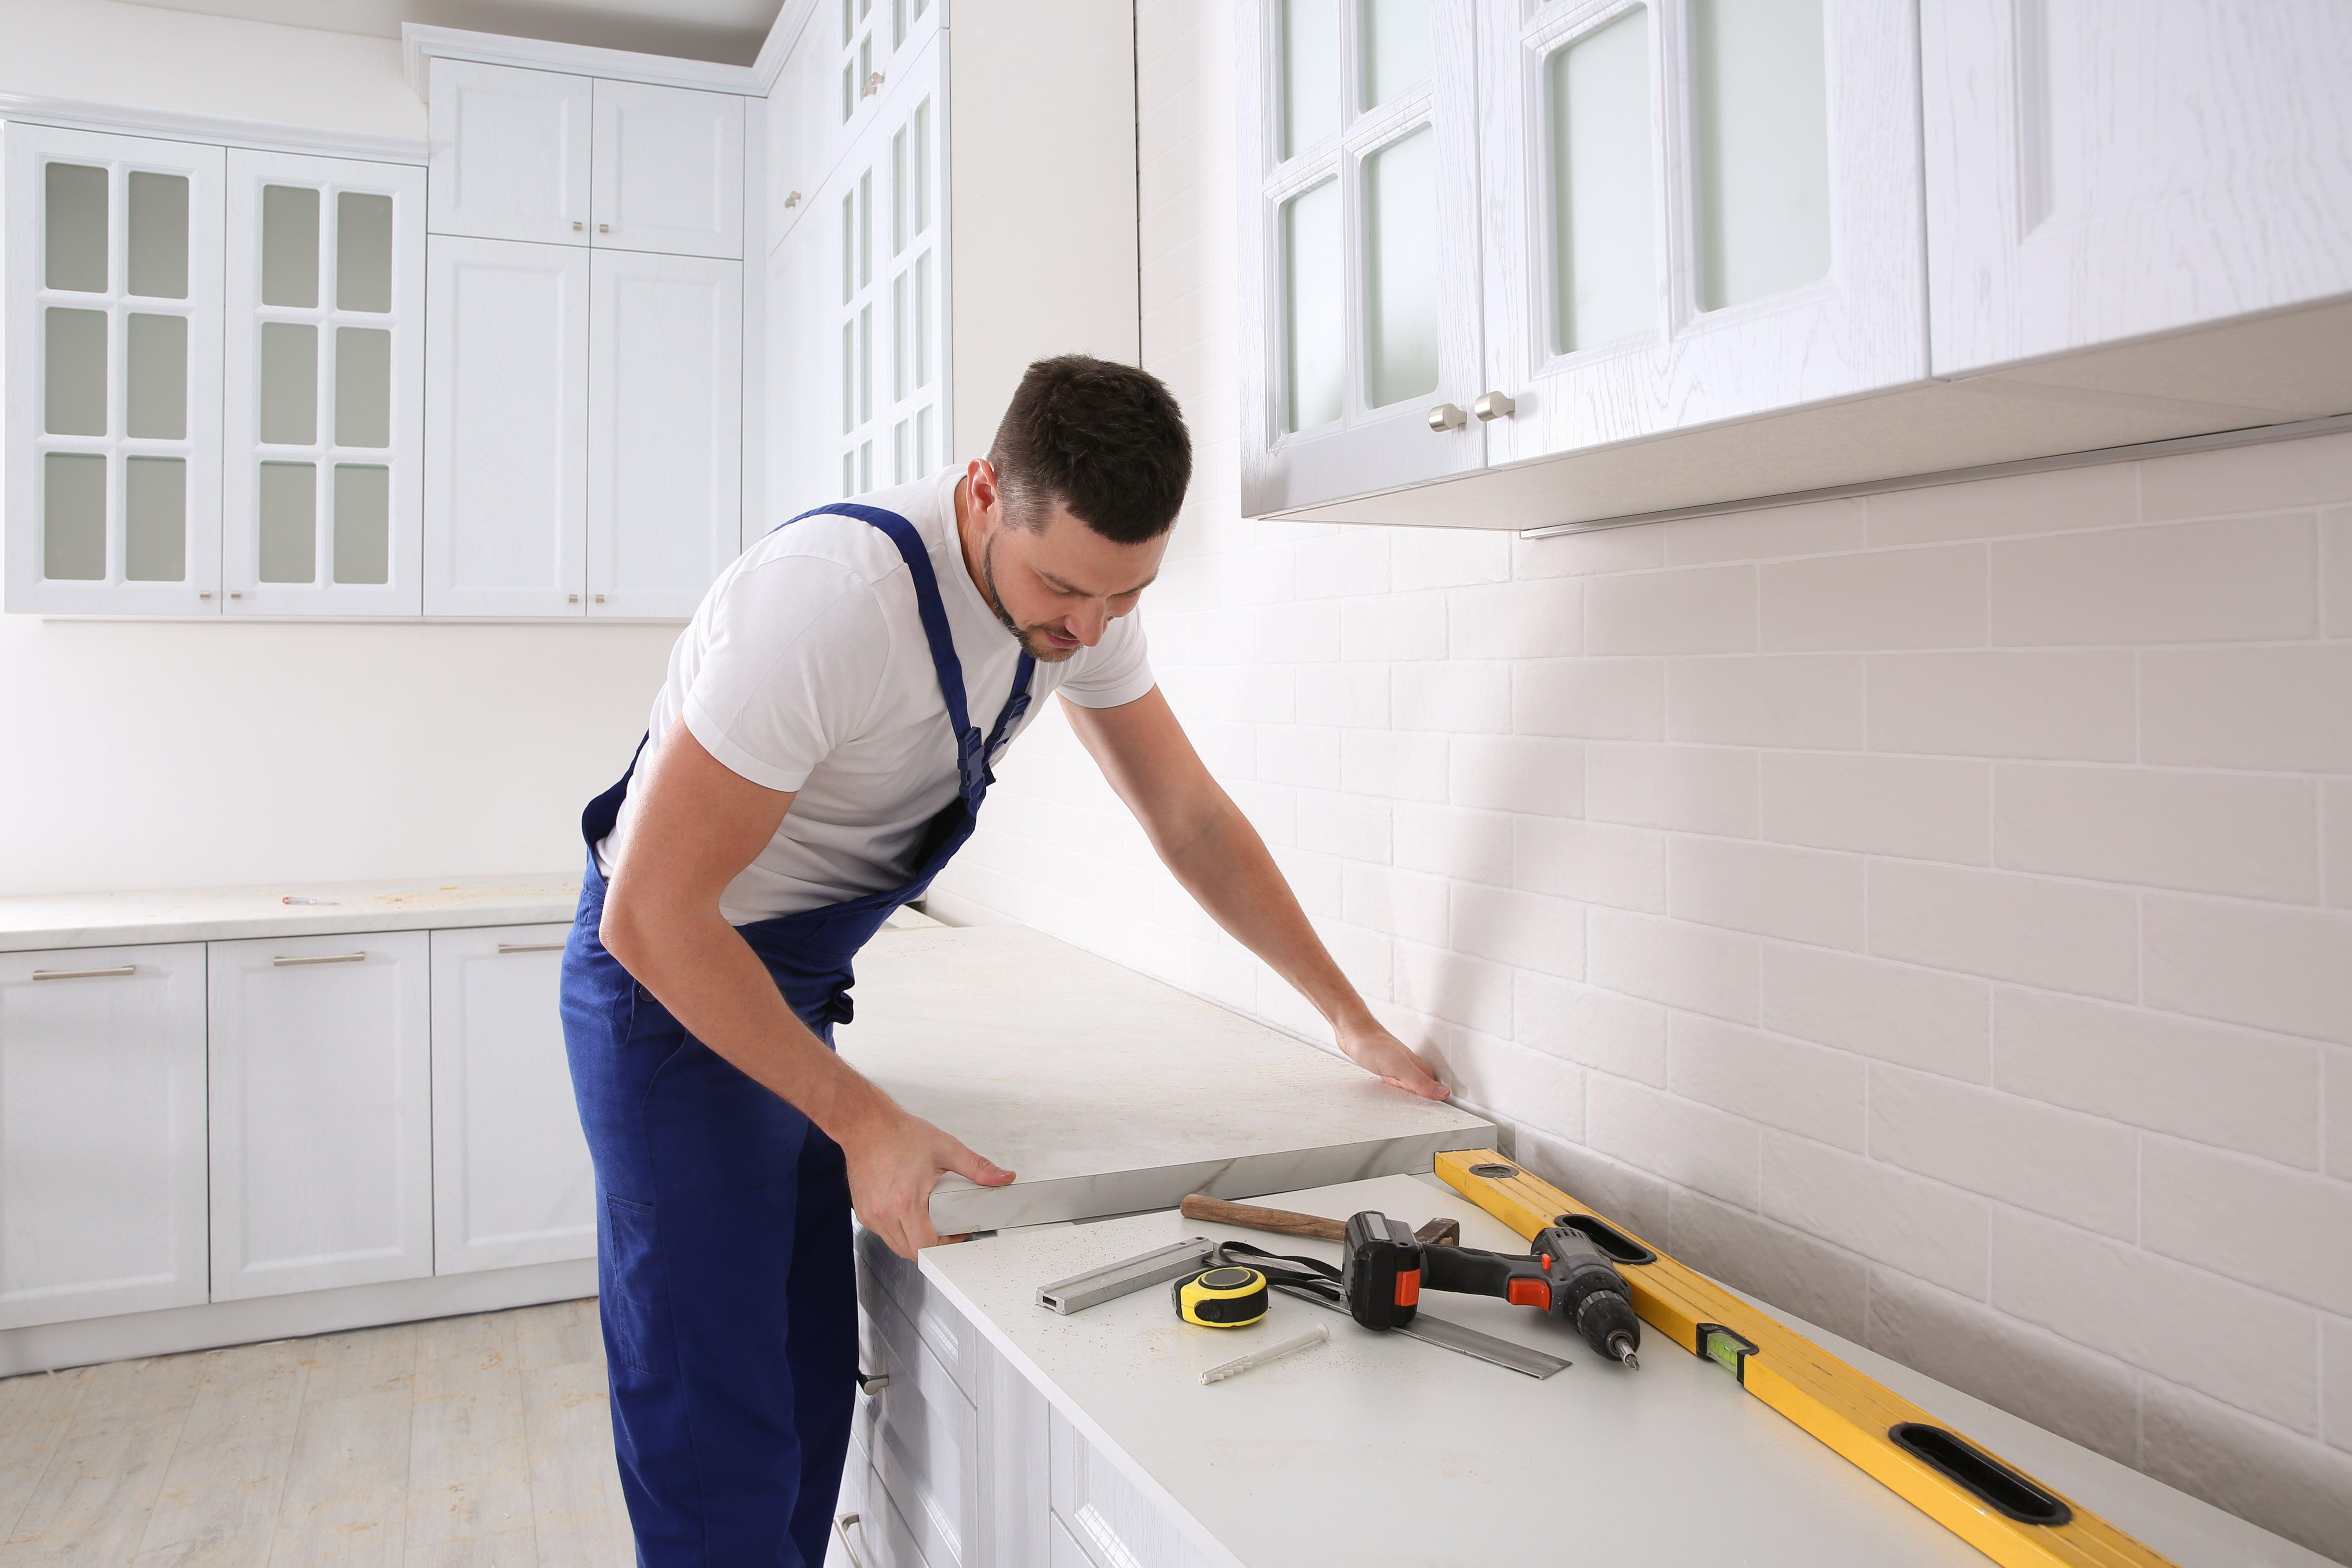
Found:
<box><xmin>835</xmin><ymin>924</ymin><xmax>1496</xmax><ymax>1232</ymax></box>
<box><xmin>0</xmin><ymin>873</ymin><xmax>585</xmax><ymax>952</ymax></box>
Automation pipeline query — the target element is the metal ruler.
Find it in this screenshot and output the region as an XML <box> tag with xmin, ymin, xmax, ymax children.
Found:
<box><xmin>1435</xmin><ymin>1150</ymin><xmax>2179</xmax><ymax>1568</ymax></box>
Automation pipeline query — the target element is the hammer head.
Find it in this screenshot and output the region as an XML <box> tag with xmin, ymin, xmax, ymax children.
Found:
<box><xmin>1413</xmin><ymin>1217</ymin><xmax>1462</xmax><ymax>1247</ymax></box>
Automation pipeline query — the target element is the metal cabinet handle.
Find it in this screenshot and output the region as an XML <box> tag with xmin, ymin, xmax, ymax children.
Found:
<box><xmin>1427</xmin><ymin>402</ymin><xmax>1467</xmax><ymax>432</ymax></box>
<box><xmin>594</xmin><ymin>593</ymin><xmax>607</xmax><ymax>604</ymax></box>
<box><xmin>855</xmin><ymin>1368</ymin><xmax>889</xmax><ymax>1394</ymax></box>
<box><xmin>497</xmin><ymin>942</ymin><xmax>566</xmax><ymax>955</ymax></box>
<box><xmin>863</xmin><ymin>71</ymin><xmax>885</xmax><ymax>98</ymax></box>
<box><xmin>568</xmin><ymin>593</ymin><xmax>580</xmax><ymax>604</ymax></box>
<box><xmin>228</xmin><ymin>590</ymin><xmax>244</xmax><ymax>599</ymax></box>
<box><xmin>834</xmin><ymin>1514</ymin><xmax>871</xmax><ymax>1568</ymax></box>
<box><xmin>32</xmin><ymin>965</ymin><xmax>136</xmax><ymax>981</ymax></box>
<box><xmin>572</xmin><ymin>220</ymin><xmax>584</xmax><ymax>231</ymax></box>
<box><xmin>1473</xmin><ymin>390</ymin><xmax>1517</xmax><ymax>421</ymax></box>
<box><xmin>198</xmin><ymin>590</ymin><xmax>214</xmax><ymax>600</ymax></box>
<box><xmin>273</xmin><ymin>951</ymin><xmax>367</xmax><ymax>967</ymax></box>
<box><xmin>598</xmin><ymin>222</ymin><xmax>610</xmax><ymax>233</ymax></box>
<box><xmin>784</xmin><ymin>190</ymin><xmax>802</xmax><ymax>209</ymax></box>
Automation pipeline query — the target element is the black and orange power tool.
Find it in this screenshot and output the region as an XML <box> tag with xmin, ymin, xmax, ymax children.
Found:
<box><xmin>1339</xmin><ymin>1209</ymin><xmax>1642</xmax><ymax>1367</ymax></box>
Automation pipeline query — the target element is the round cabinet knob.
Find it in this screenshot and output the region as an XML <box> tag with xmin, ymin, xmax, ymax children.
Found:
<box><xmin>568</xmin><ymin>593</ymin><xmax>580</xmax><ymax>604</ymax></box>
<box><xmin>572</xmin><ymin>220</ymin><xmax>584</xmax><ymax>232</ymax></box>
<box><xmin>864</xmin><ymin>71</ymin><xmax>886</xmax><ymax>98</ymax></box>
<box><xmin>1473</xmin><ymin>391</ymin><xmax>1517</xmax><ymax>421</ymax></box>
<box><xmin>1427</xmin><ymin>402</ymin><xmax>1467</xmax><ymax>432</ymax></box>
<box><xmin>784</xmin><ymin>190</ymin><xmax>803</xmax><ymax>209</ymax></box>
<box><xmin>594</xmin><ymin>593</ymin><xmax>607</xmax><ymax>604</ymax></box>
<box><xmin>598</xmin><ymin>223</ymin><xmax>610</xmax><ymax>233</ymax></box>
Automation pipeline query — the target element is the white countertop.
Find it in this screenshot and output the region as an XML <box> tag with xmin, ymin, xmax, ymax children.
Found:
<box><xmin>0</xmin><ymin>873</ymin><xmax>584</xmax><ymax>952</ymax></box>
<box><xmin>836</xmin><ymin>925</ymin><xmax>1496</xmax><ymax>1232</ymax></box>
<box><xmin>922</xmin><ymin>1171</ymin><xmax>2330</xmax><ymax>1568</ymax></box>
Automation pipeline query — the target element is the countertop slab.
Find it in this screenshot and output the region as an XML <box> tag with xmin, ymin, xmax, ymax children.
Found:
<box><xmin>834</xmin><ymin>925</ymin><xmax>1496</xmax><ymax>1232</ymax></box>
<box><xmin>922</xmin><ymin>1171</ymin><xmax>2331</xmax><ymax>1568</ymax></box>
<box><xmin>0</xmin><ymin>873</ymin><xmax>585</xmax><ymax>952</ymax></box>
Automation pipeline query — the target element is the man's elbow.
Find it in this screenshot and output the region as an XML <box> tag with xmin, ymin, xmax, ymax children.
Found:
<box><xmin>599</xmin><ymin>888</ymin><xmax>655</xmax><ymax>975</ymax></box>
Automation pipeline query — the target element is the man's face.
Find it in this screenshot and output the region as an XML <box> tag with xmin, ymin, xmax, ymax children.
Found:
<box><xmin>967</xmin><ymin>468</ymin><xmax>1168</xmax><ymax>663</ymax></box>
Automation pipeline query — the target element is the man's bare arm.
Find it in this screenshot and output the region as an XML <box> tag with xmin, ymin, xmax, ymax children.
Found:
<box><xmin>1062</xmin><ymin>688</ymin><xmax>1448</xmax><ymax>1100</ymax></box>
<box><xmin>599</xmin><ymin>722</ymin><xmax>1012</xmax><ymax>1257</ymax></box>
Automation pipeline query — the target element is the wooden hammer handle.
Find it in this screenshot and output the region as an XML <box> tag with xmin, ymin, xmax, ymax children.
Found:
<box><xmin>1178</xmin><ymin>1194</ymin><xmax>1347</xmax><ymax>1241</ymax></box>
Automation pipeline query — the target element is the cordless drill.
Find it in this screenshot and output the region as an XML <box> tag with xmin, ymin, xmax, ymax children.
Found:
<box><xmin>1341</xmin><ymin>1210</ymin><xmax>1642</xmax><ymax>1367</ymax></box>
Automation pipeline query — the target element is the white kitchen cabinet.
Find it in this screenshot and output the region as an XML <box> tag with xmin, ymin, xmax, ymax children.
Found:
<box><xmin>0</xmin><ymin>944</ymin><xmax>208</xmax><ymax>1331</ymax></box>
<box><xmin>207</xmin><ymin>929</ymin><xmax>433</xmax><ymax>1300</ymax></box>
<box><xmin>591</xmin><ymin>79</ymin><xmax>744</xmax><ymax>259</ymax></box>
<box><xmin>221</xmin><ymin>149</ymin><xmax>426</xmax><ymax>615</ymax></box>
<box><xmin>1236</xmin><ymin>0</ymin><xmax>1489</xmax><ymax>519</ymax></box>
<box><xmin>423</xmin><ymin>236</ymin><xmax>590</xmax><ymax>615</ymax></box>
<box><xmin>426</xmin><ymin>59</ymin><xmax>594</xmax><ymax>246</ymax></box>
<box><xmin>3</xmin><ymin>123</ymin><xmax>224</xmax><ymax>615</ymax></box>
<box><xmin>1922</xmin><ymin>0</ymin><xmax>2352</xmax><ymax>384</ymax></box>
<box><xmin>428</xmin><ymin>925</ymin><xmax>595</xmax><ymax>1275</ymax></box>
<box><xmin>587</xmin><ymin>249</ymin><xmax>743</xmax><ymax>617</ymax></box>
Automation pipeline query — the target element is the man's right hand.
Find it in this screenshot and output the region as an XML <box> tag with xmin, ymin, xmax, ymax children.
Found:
<box><xmin>842</xmin><ymin>1099</ymin><xmax>1016</xmax><ymax>1259</ymax></box>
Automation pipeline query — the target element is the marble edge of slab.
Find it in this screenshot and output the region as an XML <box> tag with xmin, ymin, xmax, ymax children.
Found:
<box><xmin>0</xmin><ymin>873</ymin><xmax>585</xmax><ymax>952</ymax></box>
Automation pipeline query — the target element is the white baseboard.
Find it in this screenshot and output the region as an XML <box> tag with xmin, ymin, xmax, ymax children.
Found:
<box><xmin>0</xmin><ymin>1258</ymin><xmax>599</xmax><ymax>1376</ymax></box>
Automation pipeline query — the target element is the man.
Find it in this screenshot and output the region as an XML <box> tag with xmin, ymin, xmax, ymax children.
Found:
<box><xmin>560</xmin><ymin>356</ymin><xmax>1446</xmax><ymax>1566</ymax></box>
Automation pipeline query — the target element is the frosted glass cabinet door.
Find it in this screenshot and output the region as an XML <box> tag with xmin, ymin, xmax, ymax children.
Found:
<box><xmin>207</xmin><ymin>930</ymin><xmax>433</xmax><ymax>1300</ymax></box>
<box><xmin>586</xmin><ymin>250</ymin><xmax>743</xmax><ymax>617</ymax></box>
<box><xmin>591</xmin><ymin>79</ymin><xmax>746</xmax><ymax>259</ymax></box>
<box><xmin>1475</xmin><ymin>0</ymin><xmax>1928</xmax><ymax>473</ymax></box>
<box><xmin>3</xmin><ymin>123</ymin><xmax>224</xmax><ymax>615</ymax></box>
<box><xmin>424</xmin><ymin>236</ymin><xmax>590</xmax><ymax>615</ymax></box>
<box><xmin>426</xmin><ymin>59</ymin><xmax>594</xmax><ymax>246</ymax></box>
<box><xmin>0</xmin><ymin>944</ymin><xmax>208</xmax><ymax>1331</ymax></box>
<box><xmin>429</xmin><ymin>926</ymin><xmax>595</xmax><ymax>1275</ymax></box>
<box><xmin>1237</xmin><ymin>0</ymin><xmax>1486</xmax><ymax>518</ymax></box>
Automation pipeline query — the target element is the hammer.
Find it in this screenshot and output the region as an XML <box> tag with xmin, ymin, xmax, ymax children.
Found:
<box><xmin>1180</xmin><ymin>1194</ymin><xmax>1462</xmax><ymax>1248</ymax></box>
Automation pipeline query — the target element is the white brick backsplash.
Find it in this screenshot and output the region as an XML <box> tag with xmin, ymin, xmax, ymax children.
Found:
<box><xmin>1294</xmin><ymin>788</ymin><xmax>1390</xmax><ymax>862</ymax></box>
<box><xmin>2332</xmin><ymin>1050</ymin><xmax>2352</xmax><ymax>1183</ymax></box>
<box><xmin>1448</xmin><ymin>577</ymin><xmax>1584</xmax><ymax>659</ymax></box>
<box><xmin>1515</xmin><ymin>1126</ymin><xmax>1673</xmax><ymax>1243</ymax></box>
<box><xmin>1995</xmin><ymin>764</ymin><xmax>2321</xmax><ymax>902</ymax></box>
<box><xmin>1667</xmin><ymin>1014</ymin><xmax>1866</xmax><ymax>1150</ymax></box>
<box><xmin>1296</xmin><ymin>662</ymin><xmax>1388</xmax><ymax>728</ymax></box>
<box><xmin>1760</xmin><ymin>944</ymin><xmax>1991</xmax><ymax>1082</ymax></box>
<box><xmin>1760</xmin><ymin>544</ymin><xmax>1987</xmax><ymax>652</ymax></box>
<box><xmin>2329</xmin><ymin>782</ymin><xmax>2352</xmax><ymax>908</ymax></box>
<box><xmin>1512</xmin><ymin>817</ymin><xmax>1667</xmax><ymax>912</ymax></box>
<box><xmin>1254</xmin><ymin>724</ymin><xmax>1340</xmax><ymax>788</ymax></box>
<box><xmin>1339</xmin><ymin>729</ymin><xmax>1448</xmax><ymax>802</ymax></box>
<box><xmin>2327</xmin><ymin>506</ymin><xmax>2349</xmax><ymax>637</ymax></box>
<box><xmin>1450</xmin><ymin>882</ymin><xmax>1583</xmax><ymax>980</ymax></box>
<box><xmin>2327</xmin><ymin>1317</ymin><xmax>2352</xmax><ymax>1456</ymax></box>
<box><xmin>1586</xmin><ymin>743</ymin><xmax>1758</xmax><ymax>837</ymax></box>
<box><xmin>1428</xmin><ymin>1028</ymin><xmax>1583</xmax><ymax>1138</ymax></box>
<box><xmin>1390</xmin><ymin>660</ymin><xmax>1511</xmax><ymax>734</ymax></box>
<box><xmin>1292</xmin><ymin>528</ymin><xmax>1389</xmax><ymax>598</ymax></box>
<box><xmin>2141</xmin><ymin>1381</ymin><xmax>2352</xmax><ymax>1563</ymax></box>
<box><xmin>1994</xmin><ymin>1209</ymin><xmax>2318</xmax><ymax>1430</ymax></box>
<box><xmin>1393</xmin><ymin>803</ymin><xmax>1513</xmax><ymax>884</ymax></box>
<box><xmin>1869</xmin><ymin>1065</ymin><xmax>2138</xmax><ymax>1237</ymax></box>
<box><xmin>1995</xmin><ymin>989</ymin><xmax>2321</xmax><ymax>1168</ymax></box>
<box><xmin>1869</xmin><ymin>860</ymin><xmax>2138</xmax><ymax>1000</ymax></box>
<box><xmin>1668</xmin><ymin>836</ymin><xmax>1866</xmax><ymax>950</ymax></box>
<box><xmin>1587</xmin><ymin>909</ymin><xmax>1759</xmax><ymax>1022</ymax></box>
<box><xmin>1341</xmin><ymin>592</ymin><xmax>1447</xmax><ymax>661</ymax></box>
<box><xmin>1389</xmin><ymin>525</ymin><xmax>1509</xmax><ymax>590</ymax></box>
<box><xmin>1866</xmin><ymin>462</ymin><xmax>2140</xmax><ymax>548</ymax></box>
<box><xmin>1761</xmin><ymin>752</ymin><xmax>1989</xmax><ymax>864</ymax></box>
<box><xmin>1763</xmin><ymin>1134</ymin><xmax>1990</xmax><ymax>1297</ymax></box>
<box><xmin>1991</xmin><ymin>515</ymin><xmax>2318</xmax><ymax>645</ymax></box>
<box><xmin>1314</xmin><ymin>920</ymin><xmax>1393</xmax><ymax>1003</ymax></box>
<box><xmin>1866</xmin><ymin>1268</ymin><xmax>2141</xmax><ymax>1463</ymax></box>
<box><xmin>2142</xmin><ymin>645</ymin><xmax>2352</xmax><ymax>774</ymax></box>
<box><xmin>1585</xmin><ymin>564</ymin><xmax>1756</xmax><ymax>655</ymax></box>
<box><xmin>1668</xmin><ymin>1188</ymin><xmax>1868</xmax><ymax>1340</ymax></box>
<box><xmin>1341</xmin><ymin>862</ymin><xmax>1449</xmax><ymax>947</ymax></box>
<box><xmin>1866</xmin><ymin>650</ymin><xmax>2137</xmax><ymax>762</ymax></box>
<box><xmin>1449</xmin><ymin>735</ymin><xmax>1582</xmax><ymax>817</ymax></box>
<box><xmin>1393</xmin><ymin>941</ymin><xmax>1515</xmax><ymax>1038</ymax></box>
<box><xmin>1664</xmin><ymin>497</ymin><xmax>1865</xmax><ymax>564</ymax></box>
<box><xmin>2145</xmin><ymin>894</ymin><xmax>2352</xmax><ymax>1045</ymax></box>
<box><xmin>1586</xmin><ymin>1076</ymin><xmax>1760</xmax><ymax>1207</ymax></box>
<box><xmin>2139</xmin><ymin>428</ymin><xmax>2352</xmax><ymax>521</ymax></box>
<box><xmin>1666</xmin><ymin>655</ymin><xmax>1866</xmax><ymax>749</ymax></box>
<box><xmin>1511</xmin><ymin>521</ymin><xmax>1664</xmax><ymax>578</ymax></box>
<box><xmin>2141</xmin><ymin>1140</ymin><xmax>2352</xmax><ymax>1316</ymax></box>
<box><xmin>1515</xmin><ymin>971</ymin><xmax>1667</xmax><ymax>1085</ymax></box>
<box><xmin>1514</xmin><ymin>657</ymin><xmax>1664</xmax><ymax>741</ymax></box>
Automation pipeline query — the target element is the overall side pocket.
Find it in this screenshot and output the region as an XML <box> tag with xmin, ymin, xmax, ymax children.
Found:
<box><xmin>600</xmin><ymin>1193</ymin><xmax>677</xmax><ymax>1378</ymax></box>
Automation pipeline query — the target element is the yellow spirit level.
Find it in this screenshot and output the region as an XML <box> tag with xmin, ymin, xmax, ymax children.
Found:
<box><xmin>1435</xmin><ymin>1150</ymin><xmax>2178</xmax><ymax>1568</ymax></box>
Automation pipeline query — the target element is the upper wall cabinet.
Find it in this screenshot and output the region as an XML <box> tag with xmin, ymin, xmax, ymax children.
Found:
<box><xmin>1237</xmin><ymin>0</ymin><xmax>1488</xmax><ymax>519</ymax></box>
<box><xmin>428</xmin><ymin>60</ymin><xmax>744</xmax><ymax>259</ymax></box>
<box><xmin>3</xmin><ymin>125</ymin><xmax>224</xmax><ymax>616</ymax></box>
<box><xmin>768</xmin><ymin>0</ymin><xmax>944</xmax><ymax>250</ymax></box>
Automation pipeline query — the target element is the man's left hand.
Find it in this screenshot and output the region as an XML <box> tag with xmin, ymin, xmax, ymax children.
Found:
<box><xmin>1335</xmin><ymin>1017</ymin><xmax>1450</xmax><ymax>1101</ymax></box>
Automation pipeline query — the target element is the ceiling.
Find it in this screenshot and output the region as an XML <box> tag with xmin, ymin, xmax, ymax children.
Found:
<box><xmin>138</xmin><ymin>0</ymin><xmax>789</xmax><ymax>66</ymax></box>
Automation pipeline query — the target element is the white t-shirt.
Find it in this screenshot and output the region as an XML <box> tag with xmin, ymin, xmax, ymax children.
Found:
<box><xmin>602</xmin><ymin>469</ymin><xmax>1156</xmax><ymax>923</ymax></box>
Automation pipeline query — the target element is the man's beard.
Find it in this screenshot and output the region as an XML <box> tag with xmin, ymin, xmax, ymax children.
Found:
<box><xmin>980</xmin><ymin>534</ymin><xmax>1080</xmax><ymax>663</ymax></box>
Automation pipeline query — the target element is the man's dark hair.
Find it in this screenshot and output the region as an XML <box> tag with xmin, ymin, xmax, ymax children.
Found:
<box><xmin>987</xmin><ymin>355</ymin><xmax>1192</xmax><ymax>544</ymax></box>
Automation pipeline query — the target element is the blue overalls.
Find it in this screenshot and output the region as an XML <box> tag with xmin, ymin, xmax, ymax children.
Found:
<box><xmin>559</xmin><ymin>503</ymin><xmax>1034</xmax><ymax>1567</ymax></box>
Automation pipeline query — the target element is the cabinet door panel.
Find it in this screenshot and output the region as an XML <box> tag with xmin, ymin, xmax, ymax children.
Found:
<box><xmin>428</xmin><ymin>60</ymin><xmax>594</xmax><ymax>246</ymax></box>
<box><xmin>4</xmin><ymin>123</ymin><xmax>224</xmax><ymax>615</ymax></box>
<box><xmin>1049</xmin><ymin>1405</ymin><xmax>1207</xmax><ymax>1568</ymax></box>
<box><xmin>0</xmin><ymin>944</ymin><xmax>207</xmax><ymax>1330</ymax></box>
<box><xmin>868</xmin><ymin>1290</ymin><xmax>978</xmax><ymax>1568</ymax></box>
<box><xmin>592</xmin><ymin>80</ymin><xmax>746</xmax><ymax>259</ymax></box>
<box><xmin>424</xmin><ymin>236</ymin><xmax>590</xmax><ymax>616</ymax></box>
<box><xmin>587</xmin><ymin>251</ymin><xmax>742</xmax><ymax>617</ymax></box>
<box><xmin>1924</xmin><ymin>0</ymin><xmax>2352</xmax><ymax>380</ymax></box>
<box><xmin>429</xmin><ymin>925</ymin><xmax>594</xmax><ymax>1274</ymax></box>
<box><xmin>208</xmin><ymin>930</ymin><xmax>432</xmax><ymax>1299</ymax></box>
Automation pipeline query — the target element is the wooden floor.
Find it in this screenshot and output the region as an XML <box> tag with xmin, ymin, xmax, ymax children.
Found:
<box><xmin>0</xmin><ymin>1300</ymin><xmax>635</xmax><ymax>1567</ymax></box>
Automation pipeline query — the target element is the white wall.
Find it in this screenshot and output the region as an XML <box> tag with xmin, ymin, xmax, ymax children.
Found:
<box><xmin>929</xmin><ymin>0</ymin><xmax>2352</xmax><ymax>1557</ymax></box>
<box><xmin>0</xmin><ymin>0</ymin><xmax>675</xmax><ymax>895</ymax></box>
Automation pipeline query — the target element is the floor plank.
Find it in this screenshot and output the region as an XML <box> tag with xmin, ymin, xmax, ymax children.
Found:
<box><xmin>131</xmin><ymin>1341</ymin><xmax>307</xmax><ymax>1568</ymax></box>
<box><xmin>267</xmin><ymin>1389</ymin><xmax>412</xmax><ymax>1568</ymax></box>
<box><xmin>0</xmin><ymin>1370</ymin><xmax>93</xmax><ymax>1548</ymax></box>
<box><xmin>1</xmin><ymin>1358</ymin><xmax>205</xmax><ymax>1566</ymax></box>
<box><xmin>404</xmin><ymin>1315</ymin><xmax>535</xmax><ymax>1562</ymax></box>
<box><xmin>520</xmin><ymin>1363</ymin><xmax>633</xmax><ymax>1568</ymax></box>
<box><xmin>510</xmin><ymin>1301</ymin><xmax>599</xmax><ymax>1374</ymax></box>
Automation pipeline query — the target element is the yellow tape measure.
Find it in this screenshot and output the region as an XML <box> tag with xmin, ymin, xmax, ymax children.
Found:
<box><xmin>1172</xmin><ymin>1265</ymin><xmax>1269</xmax><ymax>1328</ymax></box>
